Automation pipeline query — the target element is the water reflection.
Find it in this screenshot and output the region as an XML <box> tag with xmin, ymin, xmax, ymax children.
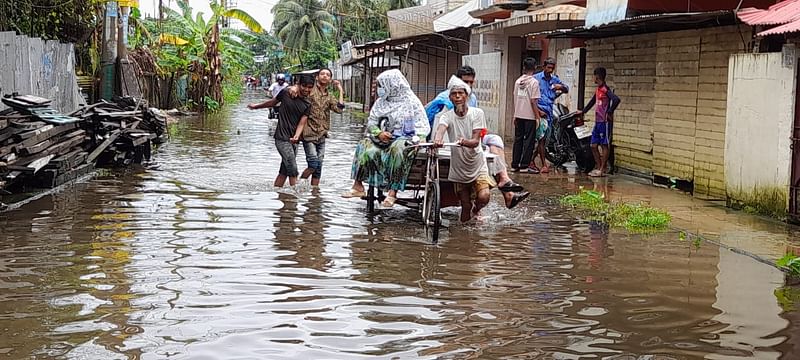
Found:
<box><xmin>0</xmin><ymin>92</ymin><xmax>797</xmax><ymax>359</ymax></box>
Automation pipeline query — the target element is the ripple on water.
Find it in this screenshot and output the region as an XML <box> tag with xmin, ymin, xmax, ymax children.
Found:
<box><xmin>0</xmin><ymin>94</ymin><xmax>796</xmax><ymax>359</ymax></box>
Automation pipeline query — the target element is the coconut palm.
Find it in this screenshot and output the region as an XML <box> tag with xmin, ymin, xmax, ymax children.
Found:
<box><xmin>272</xmin><ymin>0</ymin><xmax>334</xmax><ymax>58</ymax></box>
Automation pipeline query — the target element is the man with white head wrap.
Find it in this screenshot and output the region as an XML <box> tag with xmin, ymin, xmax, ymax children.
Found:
<box><xmin>432</xmin><ymin>76</ymin><xmax>495</xmax><ymax>222</ymax></box>
<box><xmin>427</xmin><ymin>67</ymin><xmax>529</xmax><ymax>209</ymax></box>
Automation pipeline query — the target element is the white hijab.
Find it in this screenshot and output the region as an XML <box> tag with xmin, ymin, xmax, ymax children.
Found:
<box><xmin>367</xmin><ymin>69</ymin><xmax>430</xmax><ymax>137</ymax></box>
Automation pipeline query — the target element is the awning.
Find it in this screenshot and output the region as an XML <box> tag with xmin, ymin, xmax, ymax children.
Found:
<box><xmin>738</xmin><ymin>0</ymin><xmax>800</xmax><ymax>36</ymax></box>
<box><xmin>472</xmin><ymin>5</ymin><xmax>586</xmax><ymax>35</ymax></box>
<box><xmin>434</xmin><ymin>0</ymin><xmax>481</xmax><ymax>32</ymax></box>
<box><xmin>551</xmin><ymin>10</ymin><xmax>739</xmax><ymax>38</ymax></box>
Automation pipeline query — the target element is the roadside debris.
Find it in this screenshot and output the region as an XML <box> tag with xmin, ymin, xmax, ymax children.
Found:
<box><xmin>0</xmin><ymin>94</ymin><xmax>167</xmax><ymax>196</ymax></box>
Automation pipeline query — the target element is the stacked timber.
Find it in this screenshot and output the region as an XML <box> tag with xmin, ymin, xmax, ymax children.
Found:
<box><xmin>0</xmin><ymin>94</ymin><xmax>167</xmax><ymax>195</ymax></box>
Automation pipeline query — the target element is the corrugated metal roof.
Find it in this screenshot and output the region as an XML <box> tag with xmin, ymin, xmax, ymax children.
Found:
<box><xmin>738</xmin><ymin>0</ymin><xmax>800</xmax><ymax>26</ymax></box>
<box><xmin>433</xmin><ymin>0</ymin><xmax>481</xmax><ymax>32</ymax></box>
<box><xmin>757</xmin><ymin>18</ymin><xmax>800</xmax><ymax>35</ymax></box>
<box><xmin>472</xmin><ymin>4</ymin><xmax>585</xmax><ymax>35</ymax></box>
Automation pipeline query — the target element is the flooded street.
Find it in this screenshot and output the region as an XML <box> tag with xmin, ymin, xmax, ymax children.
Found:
<box><xmin>1</xmin><ymin>93</ymin><xmax>799</xmax><ymax>359</ymax></box>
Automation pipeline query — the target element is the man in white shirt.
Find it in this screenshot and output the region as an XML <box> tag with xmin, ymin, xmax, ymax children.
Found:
<box><xmin>267</xmin><ymin>74</ymin><xmax>289</xmax><ymax>119</ymax></box>
<box><xmin>432</xmin><ymin>76</ymin><xmax>495</xmax><ymax>222</ymax></box>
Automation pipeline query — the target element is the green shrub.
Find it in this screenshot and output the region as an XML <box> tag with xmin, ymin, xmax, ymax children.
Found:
<box><xmin>777</xmin><ymin>253</ymin><xmax>800</xmax><ymax>277</ymax></box>
<box><xmin>560</xmin><ymin>189</ymin><xmax>671</xmax><ymax>232</ymax></box>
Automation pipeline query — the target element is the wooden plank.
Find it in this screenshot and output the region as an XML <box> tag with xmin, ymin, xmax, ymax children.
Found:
<box><xmin>18</xmin><ymin>123</ymin><xmax>76</xmax><ymax>146</ymax></box>
<box><xmin>15</xmin><ymin>125</ymin><xmax>54</xmax><ymax>141</ymax></box>
<box><xmin>0</xmin><ymin>32</ymin><xmax>16</xmax><ymax>112</ymax></box>
<box><xmin>46</xmin><ymin>131</ymin><xmax>85</xmax><ymax>156</ymax></box>
<box><xmin>84</xmin><ymin>131</ymin><xmax>120</xmax><ymax>164</ymax></box>
<box><xmin>19</xmin><ymin>138</ymin><xmax>53</xmax><ymax>156</ymax></box>
<box><xmin>7</xmin><ymin>154</ymin><xmax>54</xmax><ymax>173</ymax></box>
<box><xmin>14</xmin><ymin>95</ymin><xmax>52</xmax><ymax>106</ymax></box>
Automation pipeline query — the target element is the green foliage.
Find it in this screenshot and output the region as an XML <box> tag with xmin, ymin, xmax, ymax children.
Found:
<box><xmin>389</xmin><ymin>0</ymin><xmax>418</xmax><ymax>10</ymax></box>
<box><xmin>1</xmin><ymin>0</ymin><xmax>100</xmax><ymax>74</ymax></box>
<box><xmin>272</xmin><ymin>0</ymin><xmax>334</xmax><ymax>58</ymax></box>
<box><xmin>623</xmin><ymin>205</ymin><xmax>673</xmax><ymax>232</ymax></box>
<box><xmin>203</xmin><ymin>96</ymin><xmax>221</xmax><ymax>112</ymax></box>
<box><xmin>300</xmin><ymin>37</ymin><xmax>337</xmax><ymax>69</ymax></box>
<box><xmin>130</xmin><ymin>0</ymin><xmax>261</xmax><ymax>111</ymax></box>
<box><xmin>777</xmin><ymin>253</ymin><xmax>800</xmax><ymax>277</ymax></box>
<box><xmin>560</xmin><ymin>189</ymin><xmax>606</xmax><ymax>212</ymax></box>
<box><xmin>560</xmin><ymin>188</ymin><xmax>672</xmax><ymax>232</ymax></box>
<box><xmin>222</xmin><ymin>77</ymin><xmax>244</xmax><ymax>106</ymax></box>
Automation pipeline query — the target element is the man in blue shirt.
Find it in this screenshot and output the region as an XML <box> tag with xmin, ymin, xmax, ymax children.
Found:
<box><xmin>425</xmin><ymin>66</ymin><xmax>478</xmax><ymax>129</ymax></box>
<box><xmin>532</xmin><ymin>57</ymin><xmax>569</xmax><ymax>173</ymax></box>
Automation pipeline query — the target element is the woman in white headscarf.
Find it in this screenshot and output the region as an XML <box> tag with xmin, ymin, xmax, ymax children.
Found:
<box><xmin>342</xmin><ymin>69</ymin><xmax>430</xmax><ymax>207</ymax></box>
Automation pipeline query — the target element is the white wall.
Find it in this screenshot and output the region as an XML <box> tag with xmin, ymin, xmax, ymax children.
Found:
<box><xmin>555</xmin><ymin>47</ymin><xmax>583</xmax><ymax>112</ymax></box>
<box><xmin>725</xmin><ymin>52</ymin><xmax>796</xmax><ymax>209</ymax></box>
<box><xmin>463</xmin><ymin>52</ymin><xmax>503</xmax><ymax>135</ymax></box>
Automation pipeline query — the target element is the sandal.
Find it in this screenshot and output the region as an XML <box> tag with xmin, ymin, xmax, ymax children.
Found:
<box><xmin>508</xmin><ymin>191</ymin><xmax>530</xmax><ymax>210</ymax></box>
<box><xmin>524</xmin><ymin>166</ymin><xmax>540</xmax><ymax>174</ymax></box>
<box><xmin>342</xmin><ymin>189</ymin><xmax>366</xmax><ymax>198</ymax></box>
<box><xmin>498</xmin><ymin>181</ymin><xmax>524</xmax><ymax>193</ymax></box>
<box><xmin>541</xmin><ymin>166</ymin><xmax>550</xmax><ymax>174</ymax></box>
<box><xmin>381</xmin><ymin>196</ymin><xmax>397</xmax><ymax>208</ymax></box>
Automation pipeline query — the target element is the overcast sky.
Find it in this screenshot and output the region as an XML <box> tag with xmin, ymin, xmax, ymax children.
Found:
<box><xmin>137</xmin><ymin>0</ymin><xmax>276</xmax><ymax>31</ymax></box>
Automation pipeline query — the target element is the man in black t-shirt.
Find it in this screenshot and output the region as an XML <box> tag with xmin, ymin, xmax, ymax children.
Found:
<box><xmin>248</xmin><ymin>75</ymin><xmax>315</xmax><ymax>187</ymax></box>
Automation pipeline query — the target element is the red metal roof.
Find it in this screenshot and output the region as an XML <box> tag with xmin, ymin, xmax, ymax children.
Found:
<box><xmin>757</xmin><ymin>18</ymin><xmax>800</xmax><ymax>35</ymax></box>
<box><xmin>738</xmin><ymin>0</ymin><xmax>800</xmax><ymax>26</ymax></box>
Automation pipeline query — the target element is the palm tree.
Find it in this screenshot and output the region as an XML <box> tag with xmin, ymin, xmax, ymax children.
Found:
<box><xmin>272</xmin><ymin>0</ymin><xmax>334</xmax><ymax>59</ymax></box>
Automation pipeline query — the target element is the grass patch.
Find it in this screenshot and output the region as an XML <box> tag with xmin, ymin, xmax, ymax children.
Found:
<box><xmin>560</xmin><ymin>189</ymin><xmax>672</xmax><ymax>232</ymax></box>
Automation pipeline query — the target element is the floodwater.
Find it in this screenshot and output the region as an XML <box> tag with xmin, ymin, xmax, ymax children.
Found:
<box><xmin>1</xmin><ymin>93</ymin><xmax>798</xmax><ymax>359</ymax></box>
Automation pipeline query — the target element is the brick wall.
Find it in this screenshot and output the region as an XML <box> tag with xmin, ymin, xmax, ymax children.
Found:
<box><xmin>583</xmin><ymin>25</ymin><xmax>751</xmax><ymax>199</ymax></box>
<box><xmin>695</xmin><ymin>26</ymin><xmax>751</xmax><ymax>198</ymax></box>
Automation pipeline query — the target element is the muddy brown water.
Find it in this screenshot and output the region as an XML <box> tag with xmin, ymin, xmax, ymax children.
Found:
<box><xmin>1</xmin><ymin>93</ymin><xmax>798</xmax><ymax>359</ymax></box>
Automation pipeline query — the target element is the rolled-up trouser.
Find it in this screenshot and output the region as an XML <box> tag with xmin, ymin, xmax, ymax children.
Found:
<box><xmin>303</xmin><ymin>139</ymin><xmax>326</xmax><ymax>179</ymax></box>
<box><xmin>275</xmin><ymin>139</ymin><xmax>299</xmax><ymax>177</ymax></box>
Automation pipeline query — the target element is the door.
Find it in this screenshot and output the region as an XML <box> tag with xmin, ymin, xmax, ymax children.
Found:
<box><xmin>791</xmin><ymin>64</ymin><xmax>800</xmax><ymax>223</ymax></box>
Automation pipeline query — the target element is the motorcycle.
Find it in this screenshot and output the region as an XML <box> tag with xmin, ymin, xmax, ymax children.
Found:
<box><xmin>545</xmin><ymin>103</ymin><xmax>595</xmax><ymax>172</ymax></box>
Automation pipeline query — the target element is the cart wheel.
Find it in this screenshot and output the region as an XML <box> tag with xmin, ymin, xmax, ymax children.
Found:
<box><xmin>423</xmin><ymin>180</ymin><xmax>441</xmax><ymax>244</ymax></box>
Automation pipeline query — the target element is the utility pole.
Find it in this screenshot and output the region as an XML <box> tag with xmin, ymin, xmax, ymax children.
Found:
<box><xmin>99</xmin><ymin>1</ymin><xmax>118</xmax><ymax>100</ymax></box>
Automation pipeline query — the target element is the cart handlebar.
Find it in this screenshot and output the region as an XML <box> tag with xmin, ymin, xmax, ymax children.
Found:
<box><xmin>410</xmin><ymin>142</ymin><xmax>461</xmax><ymax>149</ymax></box>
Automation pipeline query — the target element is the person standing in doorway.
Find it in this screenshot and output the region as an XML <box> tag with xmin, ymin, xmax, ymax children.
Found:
<box><xmin>299</xmin><ymin>68</ymin><xmax>346</xmax><ymax>187</ymax></box>
<box><xmin>533</xmin><ymin>57</ymin><xmax>569</xmax><ymax>174</ymax></box>
<box><xmin>578</xmin><ymin>67</ymin><xmax>621</xmax><ymax>177</ymax></box>
<box><xmin>511</xmin><ymin>57</ymin><xmax>542</xmax><ymax>174</ymax></box>
<box><xmin>247</xmin><ymin>75</ymin><xmax>315</xmax><ymax>187</ymax></box>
